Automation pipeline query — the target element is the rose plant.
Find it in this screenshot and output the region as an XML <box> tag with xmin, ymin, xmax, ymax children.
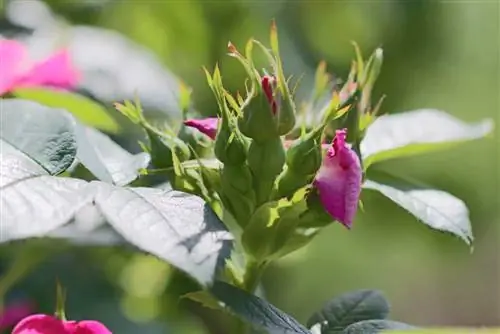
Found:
<box><xmin>0</xmin><ymin>21</ymin><xmax>495</xmax><ymax>334</ymax></box>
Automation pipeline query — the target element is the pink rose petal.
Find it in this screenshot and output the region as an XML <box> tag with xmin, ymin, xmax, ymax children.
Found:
<box><xmin>12</xmin><ymin>314</ymin><xmax>112</xmax><ymax>334</ymax></box>
<box><xmin>0</xmin><ymin>39</ymin><xmax>26</xmax><ymax>95</ymax></box>
<box><xmin>0</xmin><ymin>39</ymin><xmax>80</xmax><ymax>95</ymax></box>
<box><xmin>184</xmin><ymin>117</ymin><xmax>219</xmax><ymax>139</ymax></box>
<box><xmin>313</xmin><ymin>128</ymin><xmax>362</xmax><ymax>228</ymax></box>
<box><xmin>15</xmin><ymin>50</ymin><xmax>80</xmax><ymax>90</ymax></box>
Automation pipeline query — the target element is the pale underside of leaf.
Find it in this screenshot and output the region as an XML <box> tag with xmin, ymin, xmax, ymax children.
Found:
<box><xmin>1</xmin><ymin>152</ymin><xmax>233</xmax><ymax>285</ymax></box>
<box><xmin>0</xmin><ymin>153</ymin><xmax>89</xmax><ymax>243</ymax></box>
<box><xmin>363</xmin><ymin>177</ymin><xmax>473</xmax><ymax>245</ymax></box>
<box><xmin>360</xmin><ymin>109</ymin><xmax>494</xmax><ymax>167</ymax></box>
<box><xmin>75</xmin><ymin>124</ymin><xmax>150</xmax><ymax>186</ymax></box>
<box><xmin>91</xmin><ymin>182</ymin><xmax>233</xmax><ymax>285</ymax></box>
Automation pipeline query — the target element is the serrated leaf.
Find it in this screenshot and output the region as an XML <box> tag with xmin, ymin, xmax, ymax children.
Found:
<box><xmin>343</xmin><ymin>320</ymin><xmax>417</xmax><ymax>333</ymax></box>
<box><xmin>91</xmin><ymin>182</ymin><xmax>233</xmax><ymax>285</ymax></box>
<box><xmin>12</xmin><ymin>87</ymin><xmax>120</xmax><ymax>133</ymax></box>
<box><xmin>210</xmin><ymin>281</ymin><xmax>311</xmax><ymax>334</ymax></box>
<box><xmin>75</xmin><ymin>124</ymin><xmax>150</xmax><ymax>186</ymax></box>
<box><xmin>360</xmin><ymin>109</ymin><xmax>494</xmax><ymax>168</ymax></box>
<box><xmin>0</xmin><ymin>153</ymin><xmax>90</xmax><ymax>243</ymax></box>
<box><xmin>0</xmin><ymin>98</ymin><xmax>77</xmax><ymax>175</ymax></box>
<box><xmin>307</xmin><ymin>290</ymin><xmax>390</xmax><ymax>333</ymax></box>
<box><xmin>363</xmin><ymin>170</ymin><xmax>473</xmax><ymax>245</ymax></box>
<box><xmin>47</xmin><ymin>202</ymin><xmax>124</xmax><ymax>246</ymax></box>
<box><xmin>183</xmin><ymin>290</ymin><xmax>226</xmax><ymax>311</ymax></box>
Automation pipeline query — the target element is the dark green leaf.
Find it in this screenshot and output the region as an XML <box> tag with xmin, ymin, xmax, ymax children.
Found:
<box><xmin>12</xmin><ymin>87</ymin><xmax>120</xmax><ymax>133</ymax></box>
<box><xmin>0</xmin><ymin>152</ymin><xmax>89</xmax><ymax>243</ymax></box>
<box><xmin>91</xmin><ymin>182</ymin><xmax>233</xmax><ymax>285</ymax></box>
<box><xmin>75</xmin><ymin>124</ymin><xmax>150</xmax><ymax>186</ymax></box>
<box><xmin>211</xmin><ymin>281</ymin><xmax>311</xmax><ymax>334</ymax></box>
<box><xmin>307</xmin><ymin>290</ymin><xmax>390</xmax><ymax>333</ymax></box>
<box><xmin>0</xmin><ymin>98</ymin><xmax>77</xmax><ymax>175</ymax></box>
<box><xmin>343</xmin><ymin>320</ymin><xmax>417</xmax><ymax>333</ymax></box>
<box><xmin>183</xmin><ymin>290</ymin><xmax>226</xmax><ymax>311</ymax></box>
<box><xmin>361</xmin><ymin>109</ymin><xmax>494</xmax><ymax>168</ymax></box>
<box><xmin>363</xmin><ymin>171</ymin><xmax>473</xmax><ymax>245</ymax></box>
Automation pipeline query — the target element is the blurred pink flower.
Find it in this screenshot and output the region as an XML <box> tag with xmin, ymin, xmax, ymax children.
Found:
<box><xmin>0</xmin><ymin>301</ymin><xmax>34</xmax><ymax>330</ymax></box>
<box><xmin>184</xmin><ymin>117</ymin><xmax>219</xmax><ymax>139</ymax></box>
<box><xmin>313</xmin><ymin>128</ymin><xmax>362</xmax><ymax>228</ymax></box>
<box><xmin>12</xmin><ymin>314</ymin><xmax>112</xmax><ymax>334</ymax></box>
<box><xmin>0</xmin><ymin>39</ymin><xmax>80</xmax><ymax>96</ymax></box>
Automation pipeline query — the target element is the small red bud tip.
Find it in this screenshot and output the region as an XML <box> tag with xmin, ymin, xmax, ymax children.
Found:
<box><xmin>261</xmin><ymin>75</ymin><xmax>278</xmax><ymax>114</ymax></box>
<box><xmin>227</xmin><ymin>42</ymin><xmax>238</xmax><ymax>54</ymax></box>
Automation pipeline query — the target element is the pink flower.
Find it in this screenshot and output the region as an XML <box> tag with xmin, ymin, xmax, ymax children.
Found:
<box><xmin>0</xmin><ymin>39</ymin><xmax>80</xmax><ymax>96</ymax></box>
<box><xmin>12</xmin><ymin>314</ymin><xmax>111</xmax><ymax>334</ymax></box>
<box><xmin>0</xmin><ymin>301</ymin><xmax>34</xmax><ymax>330</ymax></box>
<box><xmin>184</xmin><ymin>117</ymin><xmax>219</xmax><ymax>139</ymax></box>
<box><xmin>313</xmin><ymin>128</ymin><xmax>362</xmax><ymax>228</ymax></box>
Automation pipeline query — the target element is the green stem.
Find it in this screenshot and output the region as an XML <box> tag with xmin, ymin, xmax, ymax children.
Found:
<box><xmin>232</xmin><ymin>259</ymin><xmax>268</xmax><ymax>334</ymax></box>
<box><xmin>241</xmin><ymin>260</ymin><xmax>267</xmax><ymax>292</ymax></box>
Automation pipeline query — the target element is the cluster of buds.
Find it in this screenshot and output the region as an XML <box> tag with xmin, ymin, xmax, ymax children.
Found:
<box><xmin>138</xmin><ymin>21</ymin><xmax>384</xmax><ymax>262</ymax></box>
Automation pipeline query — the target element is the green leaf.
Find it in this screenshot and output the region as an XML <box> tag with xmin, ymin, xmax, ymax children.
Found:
<box><xmin>12</xmin><ymin>88</ymin><xmax>120</xmax><ymax>134</ymax></box>
<box><xmin>210</xmin><ymin>281</ymin><xmax>311</xmax><ymax>334</ymax></box>
<box><xmin>183</xmin><ymin>290</ymin><xmax>226</xmax><ymax>311</ymax></box>
<box><xmin>307</xmin><ymin>290</ymin><xmax>390</xmax><ymax>333</ymax></box>
<box><xmin>0</xmin><ymin>98</ymin><xmax>77</xmax><ymax>175</ymax></box>
<box><xmin>360</xmin><ymin>109</ymin><xmax>494</xmax><ymax>168</ymax></box>
<box><xmin>343</xmin><ymin>320</ymin><xmax>417</xmax><ymax>333</ymax></box>
<box><xmin>0</xmin><ymin>152</ymin><xmax>89</xmax><ymax>243</ymax></box>
<box><xmin>75</xmin><ymin>124</ymin><xmax>150</xmax><ymax>186</ymax></box>
<box><xmin>91</xmin><ymin>182</ymin><xmax>233</xmax><ymax>285</ymax></box>
<box><xmin>363</xmin><ymin>171</ymin><xmax>473</xmax><ymax>245</ymax></box>
<box><xmin>0</xmin><ymin>151</ymin><xmax>232</xmax><ymax>282</ymax></box>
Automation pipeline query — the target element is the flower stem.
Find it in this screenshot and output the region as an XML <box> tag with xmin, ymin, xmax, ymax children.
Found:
<box><xmin>233</xmin><ymin>259</ymin><xmax>268</xmax><ymax>334</ymax></box>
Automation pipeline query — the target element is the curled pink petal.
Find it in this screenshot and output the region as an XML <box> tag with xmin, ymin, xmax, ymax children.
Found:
<box><xmin>0</xmin><ymin>39</ymin><xmax>26</xmax><ymax>95</ymax></box>
<box><xmin>313</xmin><ymin>128</ymin><xmax>362</xmax><ymax>228</ymax></box>
<box><xmin>12</xmin><ymin>314</ymin><xmax>112</xmax><ymax>334</ymax></box>
<box><xmin>15</xmin><ymin>50</ymin><xmax>80</xmax><ymax>90</ymax></box>
<box><xmin>184</xmin><ymin>117</ymin><xmax>219</xmax><ymax>139</ymax></box>
<box><xmin>0</xmin><ymin>301</ymin><xmax>34</xmax><ymax>329</ymax></box>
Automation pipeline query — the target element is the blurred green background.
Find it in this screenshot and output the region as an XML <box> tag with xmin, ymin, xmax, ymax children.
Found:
<box><xmin>0</xmin><ymin>0</ymin><xmax>498</xmax><ymax>333</ymax></box>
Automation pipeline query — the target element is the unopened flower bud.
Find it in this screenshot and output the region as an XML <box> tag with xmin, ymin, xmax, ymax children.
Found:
<box><xmin>214</xmin><ymin>112</ymin><xmax>248</xmax><ymax>166</ymax></box>
<box><xmin>247</xmin><ymin>137</ymin><xmax>286</xmax><ymax>204</ymax></box>
<box><xmin>311</xmin><ymin>128</ymin><xmax>362</xmax><ymax>228</ymax></box>
<box><xmin>238</xmin><ymin>75</ymin><xmax>280</xmax><ymax>142</ymax></box>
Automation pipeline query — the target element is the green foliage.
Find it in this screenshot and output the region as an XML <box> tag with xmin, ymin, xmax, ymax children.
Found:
<box><xmin>363</xmin><ymin>170</ymin><xmax>473</xmax><ymax>246</ymax></box>
<box><xmin>210</xmin><ymin>281</ymin><xmax>310</xmax><ymax>334</ymax></box>
<box><xmin>0</xmin><ymin>99</ymin><xmax>233</xmax><ymax>286</ymax></box>
<box><xmin>0</xmin><ymin>99</ymin><xmax>78</xmax><ymax>175</ymax></box>
<box><xmin>12</xmin><ymin>88</ymin><xmax>120</xmax><ymax>134</ymax></box>
<box><xmin>360</xmin><ymin>109</ymin><xmax>494</xmax><ymax>169</ymax></box>
<box><xmin>307</xmin><ymin>290</ymin><xmax>391</xmax><ymax>333</ymax></box>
